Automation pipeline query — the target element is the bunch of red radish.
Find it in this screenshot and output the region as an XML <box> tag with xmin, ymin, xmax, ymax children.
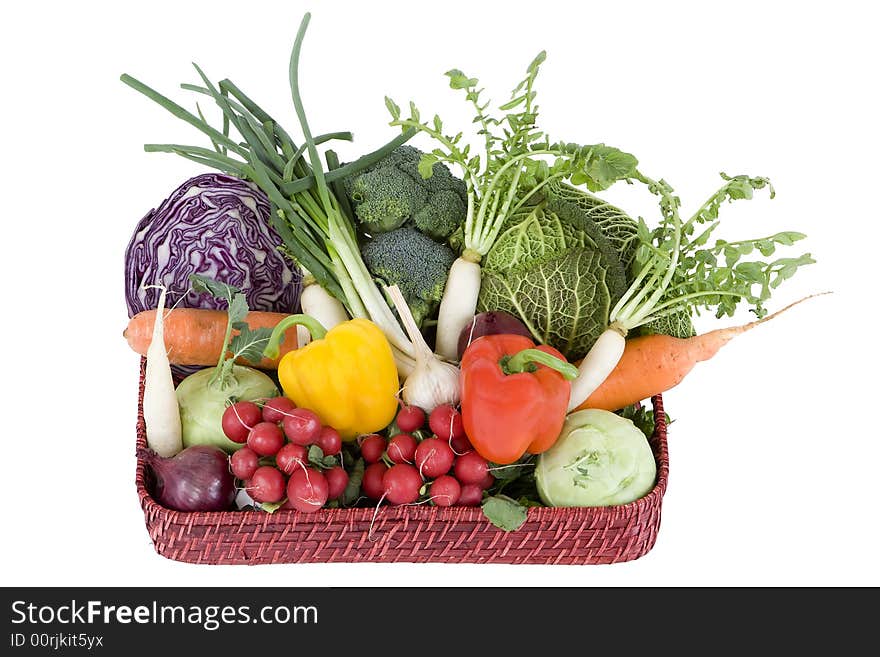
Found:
<box><xmin>222</xmin><ymin>398</ymin><xmax>493</xmax><ymax>513</ymax></box>
<box><xmin>222</xmin><ymin>396</ymin><xmax>348</xmax><ymax>513</ymax></box>
<box><xmin>360</xmin><ymin>403</ymin><xmax>494</xmax><ymax>508</ymax></box>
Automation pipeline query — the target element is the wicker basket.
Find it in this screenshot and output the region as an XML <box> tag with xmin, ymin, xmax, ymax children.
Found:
<box><xmin>135</xmin><ymin>358</ymin><xmax>669</xmax><ymax>565</ymax></box>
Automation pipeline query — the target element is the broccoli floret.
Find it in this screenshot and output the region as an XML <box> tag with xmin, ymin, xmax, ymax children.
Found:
<box><xmin>361</xmin><ymin>226</ymin><xmax>456</xmax><ymax>327</ymax></box>
<box><xmin>344</xmin><ymin>145</ymin><xmax>467</xmax><ymax>240</ymax></box>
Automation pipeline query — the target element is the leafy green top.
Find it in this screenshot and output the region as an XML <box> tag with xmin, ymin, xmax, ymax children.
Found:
<box><xmin>386</xmin><ymin>52</ymin><xmax>812</xmax><ymax>329</ymax></box>
<box><xmin>189</xmin><ymin>274</ymin><xmax>275</xmax><ymax>389</ymax></box>
<box><xmin>611</xmin><ymin>173</ymin><xmax>814</xmax><ymax>331</ymax></box>
<box><xmin>385</xmin><ymin>52</ymin><xmax>638</xmax><ymax>260</ymax></box>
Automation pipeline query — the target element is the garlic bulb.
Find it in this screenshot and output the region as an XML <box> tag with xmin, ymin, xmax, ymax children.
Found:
<box><xmin>385</xmin><ymin>285</ymin><xmax>460</xmax><ymax>412</ymax></box>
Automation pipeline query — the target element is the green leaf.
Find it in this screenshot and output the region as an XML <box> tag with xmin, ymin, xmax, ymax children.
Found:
<box><xmin>756</xmin><ymin>240</ymin><xmax>776</xmax><ymax>256</ymax></box>
<box><xmin>418</xmin><ymin>152</ymin><xmax>438</xmax><ymax>179</ymax></box>
<box><xmin>724</xmin><ymin>176</ymin><xmax>756</xmax><ymax>200</ymax></box>
<box><xmin>583</xmin><ymin>146</ymin><xmax>639</xmax><ymax>191</ymax></box>
<box><xmin>446</xmin><ymin>69</ymin><xmax>478</xmax><ymax>90</ymax></box>
<box><xmin>229</xmin><ymin>324</ymin><xmax>273</xmax><ymax>363</ymax></box>
<box><xmin>384</xmin><ymin>96</ymin><xmax>401</xmax><ymax>120</ymax></box>
<box><xmin>773</xmin><ymin>231</ymin><xmax>807</xmax><ymax>246</ymax></box>
<box><xmin>189</xmin><ymin>273</ymin><xmax>240</xmax><ymax>305</ymax></box>
<box><xmin>340</xmin><ymin>458</ymin><xmax>365</xmax><ymax>506</ymax></box>
<box><xmin>227</xmin><ymin>292</ymin><xmax>248</xmax><ymax>325</ymax></box>
<box><xmin>616</xmin><ymin>405</ymin><xmax>663</xmax><ymax>439</ymax></box>
<box><xmin>734</xmin><ymin>261</ymin><xmax>765</xmax><ymax>282</ymax></box>
<box><xmin>529</xmin><ymin>50</ymin><xmax>547</xmax><ymax>72</ymax></box>
<box><xmin>691</xmin><ymin>221</ymin><xmax>720</xmax><ymax>247</ymax></box>
<box><xmin>488</xmin><ymin>457</ymin><xmax>535</xmax><ymax>481</ymax></box>
<box><xmin>308</xmin><ymin>444</ymin><xmax>324</xmax><ymax>464</ymax></box>
<box><xmin>481</xmin><ymin>495</ymin><xmax>527</xmax><ymax>532</ymax></box>
<box><xmin>307</xmin><ymin>444</ymin><xmax>337</xmax><ymax>470</ymax></box>
<box><xmin>408</xmin><ymin>101</ymin><xmax>420</xmax><ymax>124</ymax></box>
<box><xmin>260</xmin><ymin>499</ymin><xmax>286</xmax><ymax>514</ymax></box>
<box><xmin>499</xmin><ymin>94</ymin><xmax>527</xmax><ymax>111</ymax></box>
<box><xmin>723</xmin><ymin>245</ymin><xmax>740</xmax><ymax>267</ymax></box>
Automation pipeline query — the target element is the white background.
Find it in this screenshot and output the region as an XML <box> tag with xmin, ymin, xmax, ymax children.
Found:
<box><xmin>2</xmin><ymin>0</ymin><xmax>877</xmax><ymax>587</ymax></box>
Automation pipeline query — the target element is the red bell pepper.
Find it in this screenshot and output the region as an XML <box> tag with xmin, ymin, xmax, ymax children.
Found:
<box><xmin>460</xmin><ymin>334</ymin><xmax>579</xmax><ymax>465</ymax></box>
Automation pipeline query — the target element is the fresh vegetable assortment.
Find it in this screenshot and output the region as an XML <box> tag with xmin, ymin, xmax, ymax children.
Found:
<box><xmin>124</xmin><ymin>12</ymin><xmax>818</xmax><ymax>534</ymax></box>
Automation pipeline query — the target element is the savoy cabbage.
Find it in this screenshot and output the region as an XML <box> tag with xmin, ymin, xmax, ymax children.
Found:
<box><xmin>477</xmin><ymin>193</ymin><xmax>628</xmax><ymax>361</ymax></box>
<box><xmin>477</xmin><ymin>181</ymin><xmax>696</xmax><ymax>360</ymax></box>
<box><xmin>548</xmin><ymin>182</ymin><xmax>697</xmax><ymax>340</ymax></box>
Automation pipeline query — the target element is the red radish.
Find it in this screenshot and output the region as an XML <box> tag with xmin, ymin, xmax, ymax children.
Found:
<box><xmin>275</xmin><ymin>443</ymin><xmax>308</xmax><ymax>475</ymax></box>
<box><xmin>414</xmin><ymin>437</ymin><xmax>455</xmax><ymax>479</ymax></box>
<box><xmin>457</xmin><ymin>483</ymin><xmax>483</xmax><ymax>506</ymax></box>
<box><xmin>359</xmin><ymin>434</ymin><xmax>387</xmax><ymax>464</ymax></box>
<box><xmin>222</xmin><ymin>401</ymin><xmax>262</xmax><ymax>444</ymax></box>
<box><xmin>396</xmin><ymin>405</ymin><xmax>426</xmax><ymax>433</ymax></box>
<box><xmin>477</xmin><ymin>471</ymin><xmax>495</xmax><ymax>490</ymax></box>
<box><xmin>282</xmin><ymin>408</ymin><xmax>322</xmax><ymax>446</ymax></box>
<box><xmin>382</xmin><ymin>464</ymin><xmax>423</xmax><ymax>505</ymax></box>
<box><xmin>286</xmin><ymin>468</ymin><xmax>329</xmax><ymax>513</ymax></box>
<box><xmin>316</xmin><ymin>426</ymin><xmax>342</xmax><ymax>456</ymax></box>
<box><xmin>387</xmin><ymin>433</ymin><xmax>417</xmax><ymax>464</ymax></box>
<box><xmin>449</xmin><ymin>432</ymin><xmax>472</xmax><ymax>455</ymax></box>
<box><xmin>249</xmin><ymin>466</ymin><xmax>286</xmax><ymax>504</ymax></box>
<box><xmin>430</xmin><ymin>475</ymin><xmax>461</xmax><ymax>507</ymax></box>
<box><xmin>454</xmin><ymin>451</ymin><xmax>490</xmax><ymax>485</ymax></box>
<box><xmin>362</xmin><ymin>462</ymin><xmax>389</xmax><ymax>500</ymax></box>
<box><xmin>262</xmin><ymin>396</ymin><xmax>296</xmax><ymax>423</ymax></box>
<box><xmin>230</xmin><ymin>447</ymin><xmax>260</xmax><ymax>480</ymax></box>
<box><xmin>429</xmin><ymin>404</ymin><xmax>465</xmax><ymax>443</ymax></box>
<box><xmin>246</xmin><ymin>421</ymin><xmax>285</xmax><ymax>456</ymax></box>
<box><xmin>325</xmin><ymin>466</ymin><xmax>349</xmax><ymax>499</ymax></box>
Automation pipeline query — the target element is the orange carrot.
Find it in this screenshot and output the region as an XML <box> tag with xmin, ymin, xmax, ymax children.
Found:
<box><xmin>124</xmin><ymin>308</ymin><xmax>298</xmax><ymax>369</ymax></box>
<box><xmin>573</xmin><ymin>293</ymin><xmax>827</xmax><ymax>412</ymax></box>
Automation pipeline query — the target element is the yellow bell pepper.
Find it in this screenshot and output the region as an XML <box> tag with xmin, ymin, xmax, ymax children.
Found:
<box><xmin>263</xmin><ymin>314</ymin><xmax>399</xmax><ymax>440</ymax></box>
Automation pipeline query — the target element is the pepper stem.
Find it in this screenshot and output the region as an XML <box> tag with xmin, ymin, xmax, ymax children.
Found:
<box><xmin>263</xmin><ymin>313</ymin><xmax>328</xmax><ymax>359</ymax></box>
<box><xmin>502</xmin><ymin>348</ymin><xmax>579</xmax><ymax>380</ymax></box>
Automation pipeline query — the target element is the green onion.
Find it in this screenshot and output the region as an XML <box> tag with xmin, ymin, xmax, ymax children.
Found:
<box><xmin>120</xmin><ymin>12</ymin><xmax>420</xmax><ymax>368</ymax></box>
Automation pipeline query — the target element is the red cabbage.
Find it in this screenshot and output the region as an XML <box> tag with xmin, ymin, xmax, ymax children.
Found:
<box><xmin>125</xmin><ymin>173</ymin><xmax>300</xmax><ymax>318</ymax></box>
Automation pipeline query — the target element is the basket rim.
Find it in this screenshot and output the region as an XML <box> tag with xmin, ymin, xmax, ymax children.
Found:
<box><xmin>134</xmin><ymin>357</ymin><xmax>669</xmax><ymax>528</ymax></box>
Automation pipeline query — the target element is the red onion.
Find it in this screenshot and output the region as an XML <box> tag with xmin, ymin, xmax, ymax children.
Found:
<box><xmin>138</xmin><ymin>445</ymin><xmax>235</xmax><ymax>512</ymax></box>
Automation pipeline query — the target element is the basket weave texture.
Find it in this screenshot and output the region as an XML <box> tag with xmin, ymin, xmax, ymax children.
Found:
<box><xmin>135</xmin><ymin>359</ymin><xmax>669</xmax><ymax>565</ymax></box>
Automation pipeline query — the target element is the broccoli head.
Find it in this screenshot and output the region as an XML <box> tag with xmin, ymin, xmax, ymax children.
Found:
<box><xmin>361</xmin><ymin>226</ymin><xmax>456</xmax><ymax>327</ymax></box>
<box><xmin>344</xmin><ymin>145</ymin><xmax>467</xmax><ymax>240</ymax></box>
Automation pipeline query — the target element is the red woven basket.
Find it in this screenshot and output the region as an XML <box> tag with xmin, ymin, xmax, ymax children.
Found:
<box><xmin>135</xmin><ymin>359</ymin><xmax>669</xmax><ymax>565</ymax></box>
